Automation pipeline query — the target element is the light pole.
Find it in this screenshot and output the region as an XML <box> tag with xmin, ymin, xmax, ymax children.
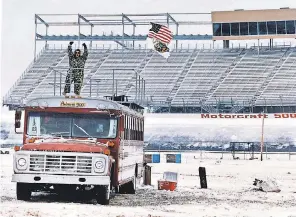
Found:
<box><xmin>279</xmin><ymin>95</ymin><xmax>283</xmax><ymax>112</ymax></box>
<box><xmin>182</xmin><ymin>98</ymin><xmax>185</xmax><ymax>113</ymax></box>
<box><xmin>260</xmin><ymin>111</ymin><xmax>265</xmax><ymax>161</ymax></box>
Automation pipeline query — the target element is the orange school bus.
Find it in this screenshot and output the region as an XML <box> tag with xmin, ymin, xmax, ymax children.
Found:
<box><xmin>12</xmin><ymin>96</ymin><xmax>145</xmax><ymax>205</ymax></box>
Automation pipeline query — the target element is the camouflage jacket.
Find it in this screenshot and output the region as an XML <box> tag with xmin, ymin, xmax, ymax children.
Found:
<box><xmin>68</xmin><ymin>45</ymin><xmax>88</xmax><ymax>71</ymax></box>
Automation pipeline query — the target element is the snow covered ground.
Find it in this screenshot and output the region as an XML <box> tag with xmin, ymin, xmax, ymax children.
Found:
<box><xmin>1</xmin><ymin>151</ymin><xmax>296</xmax><ymax>217</ymax></box>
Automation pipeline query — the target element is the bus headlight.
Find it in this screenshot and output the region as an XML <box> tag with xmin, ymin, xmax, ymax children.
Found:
<box><xmin>18</xmin><ymin>158</ymin><xmax>26</xmax><ymax>167</ymax></box>
<box><xmin>15</xmin><ymin>155</ymin><xmax>28</xmax><ymax>170</ymax></box>
<box><xmin>93</xmin><ymin>158</ymin><xmax>106</xmax><ymax>173</ymax></box>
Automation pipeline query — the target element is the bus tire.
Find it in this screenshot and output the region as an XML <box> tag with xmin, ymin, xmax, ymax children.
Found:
<box><xmin>96</xmin><ymin>185</ymin><xmax>110</xmax><ymax>205</ymax></box>
<box><xmin>119</xmin><ymin>175</ymin><xmax>136</xmax><ymax>194</ymax></box>
<box><xmin>16</xmin><ymin>183</ymin><xmax>31</xmax><ymax>201</ymax></box>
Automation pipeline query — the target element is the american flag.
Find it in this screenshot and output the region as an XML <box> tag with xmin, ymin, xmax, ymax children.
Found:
<box><xmin>148</xmin><ymin>22</ymin><xmax>173</xmax><ymax>44</ymax></box>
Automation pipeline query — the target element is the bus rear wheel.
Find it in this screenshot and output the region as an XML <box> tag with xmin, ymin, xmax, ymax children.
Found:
<box><xmin>119</xmin><ymin>175</ymin><xmax>136</xmax><ymax>194</ymax></box>
<box><xmin>16</xmin><ymin>183</ymin><xmax>32</xmax><ymax>201</ymax></box>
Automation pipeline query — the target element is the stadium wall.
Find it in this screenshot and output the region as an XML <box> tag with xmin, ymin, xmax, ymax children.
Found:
<box><xmin>144</xmin><ymin>113</ymin><xmax>296</xmax><ymax>144</ymax></box>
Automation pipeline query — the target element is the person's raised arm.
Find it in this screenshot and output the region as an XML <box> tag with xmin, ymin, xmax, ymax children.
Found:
<box><xmin>82</xmin><ymin>43</ymin><xmax>88</xmax><ymax>60</ymax></box>
<box><xmin>68</xmin><ymin>41</ymin><xmax>74</xmax><ymax>58</ymax></box>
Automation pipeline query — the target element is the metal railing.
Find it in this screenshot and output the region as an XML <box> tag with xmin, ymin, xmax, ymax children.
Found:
<box><xmin>43</xmin><ymin>42</ymin><xmax>296</xmax><ymax>51</ymax></box>
<box><xmin>48</xmin><ymin>67</ymin><xmax>147</xmax><ymax>103</ymax></box>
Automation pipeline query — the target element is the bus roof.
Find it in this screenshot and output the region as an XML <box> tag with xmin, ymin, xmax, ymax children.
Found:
<box><xmin>25</xmin><ymin>96</ymin><xmax>143</xmax><ymax>117</ymax></box>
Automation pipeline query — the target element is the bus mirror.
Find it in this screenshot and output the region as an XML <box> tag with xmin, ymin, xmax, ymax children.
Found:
<box><xmin>15</xmin><ymin>110</ymin><xmax>22</xmax><ymax>134</ymax></box>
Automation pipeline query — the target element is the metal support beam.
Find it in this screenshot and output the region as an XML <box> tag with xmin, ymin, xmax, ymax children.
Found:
<box><xmin>167</xmin><ymin>13</ymin><xmax>178</xmax><ymax>26</ymax></box>
<box><xmin>81</xmin><ymin>13</ymin><xmax>167</xmax><ymax>17</ymax></box>
<box><xmin>38</xmin><ymin>12</ymin><xmax>211</xmax><ymax>16</ymax></box>
<box><xmin>90</xmin><ymin>25</ymin><xmax>93</xmax><ymax>48</ymax></box>
<box><xmin>176</xmin><ymin>24</ymin><xmax>179</xmax><ymax>50</ymax></box>
<box><xmin>114</xmin><ymin>40</ymin><xmax>129</xmax><ymax>49</ymax></box>
<box><xmin>36</xmin><ymin>34</ymin><xmax>213</xmax><ymax>41</ymax></box>
<box><xmin>143</xmin><ymin>80</ymin><xmax>146</xmax><ymax>104</ymax></box>
<box><xmin>167</xmin><ymin>13</ymin><xmax>169</xmax><ymax>27</ymax></box>
<box><xmin>122</xmin><ymin>14</ymin><xmax>125</xmax><ymax>49</ymax></box>
<box><xmin>78</xmin><ymin>14</ymin><xmax>94</xmax><ymax>26</ymax></box>
<box><xmin>45</xmin><ymin>26</ymin><xmax>48</xmax><ymax>48</ymax></box>
<box><xmin>35</xmin><ymin>14</ymin><xmax>49</xmax><ymax>27</ymax></box>
<box><xmin>78</xmin><ymin>15</ymin><xmax>81</xmax><ymax>47</ymax></box>
<box><xmin>33</xmin><ymin>13</ymin><xmax>213</xmax><ymax>57</ymax></box>
<box><xmin>141</xmin><ymin>78</ymin><xmax>144</xmax><ymax>103</ymax></box>
<box><xmin>122</xmin><ymin>14</ymin><xmax>136</xmax><ymax>26</ymax></box>
<box><xmin>133</xmin><ymin>25</ymin><xmax>135</xmax><ymax>48</ymax></box>
<box><xmin>135</xmin><ymin>72</ymin><xmax>138</xmax><ymax>101</ymax></box>
<box><xmin>34</xmin><ymin>15</ymin><xmax>37</xmax><ymax>61</ymax></box>
<box><xmin>79</xmin><ymin>14</ymin><xmax>94</xmax><ymax>48</ymax></box>
<box><xmin>36</xmin><ymin>21</ymin><xmax>211</xmax><ymax>26</ymax></box>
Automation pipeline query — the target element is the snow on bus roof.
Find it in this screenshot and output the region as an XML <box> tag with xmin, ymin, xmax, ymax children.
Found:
<box><xmin>25</xmin><ymin>96</ymin><xmax>143</xmax><ymax>117</ymax></box>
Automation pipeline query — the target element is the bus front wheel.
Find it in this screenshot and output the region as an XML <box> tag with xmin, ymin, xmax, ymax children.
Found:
<box><xmin>96</xmin><ymin>185</ymin><xmax>110</xmax><ymax>205</ymax></box>
<box><xmin>16</xmin><ymin>183</ymin><xmax>32</xmax><ymax>201</ymax></box>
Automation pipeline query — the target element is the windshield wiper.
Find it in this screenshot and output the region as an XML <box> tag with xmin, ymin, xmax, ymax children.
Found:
<box><xmin>74</xmin><ymin>123</ymin><xmax>93</xmax><ymax>138</ymax></box>
<box><xmin>51</xmin><ymin>132</ymin><xmax>69</xmax><ymax>138</ymax></box>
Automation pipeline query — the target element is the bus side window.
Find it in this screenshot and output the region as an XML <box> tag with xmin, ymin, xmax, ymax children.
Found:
<box><xmin>139</xmin><ymin>119</ymin><xmax>142</xmax><ymax>141</ymax></box>
<box><xmin>135</xmin><ymin>118</ymin><xmax>137</xmax><ymax>141</ymax></box>
<box><xmin>139</xmin><ymin>119</ymin><xmax>141</xmax><ymax>141</ymax></box>
<box><xmin>141</xmin><ymin>119</ymin><xmax>144</xmax><ymax>141</ymax></box>
<box><xmin>138</xmin><ymin>118</ymin><xmax>140</xmax><ymax>141</ymax></box>
<box><xmin>126</xmin><ymin>115</ymin><xmax>128</xmax><ymax>140</ymax></box>
<box><xmin>128</xmin><ymin>116</ymin><xmax>131</xmax><ymax>140</ymax></box>
<box><xmin>124</xmin><ymin>115</ymin><xmax>126</xmax><ymax>140</ymax></box>
<box><xmin>133</xmin><ymin>117</ymin><xmax>136</xmax><ymax>141</ymax></box>
<box><xmin>132</xmin><ymin>117</ymin><xmax>134</xmax><ymax>140</ymax></box>
<box><xmin>131</xmin><ymin>116</ymin><xmax>133</xmax><ymax>141</ymax></box>
<box><xmin>136</xmin><ymin>118</ymin><xmax>138</xmax><ymax>141</ymax></box>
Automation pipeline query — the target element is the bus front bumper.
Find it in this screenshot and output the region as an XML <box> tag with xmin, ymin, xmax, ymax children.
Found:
<box><xmin>12</xmin><ymin>173</ymin><xmax>110</xmax><ymax>185</ymax></box>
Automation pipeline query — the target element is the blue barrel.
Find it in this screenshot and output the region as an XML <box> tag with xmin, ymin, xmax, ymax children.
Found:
<box><xmin>152</xmin><ymin>154</ymin><xmax>160</xmax><ymax>163</ymax></box>
<box><xmin>175</xmin><ymin>154</ymin><xmax>182</xmax><ymax>163</ymax></box>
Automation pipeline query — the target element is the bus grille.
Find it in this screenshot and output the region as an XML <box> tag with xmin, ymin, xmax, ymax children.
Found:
<box><xmin>29</xmin><ymin>154</ymin><xmax>92</xmax><ymax>174</ymax></box>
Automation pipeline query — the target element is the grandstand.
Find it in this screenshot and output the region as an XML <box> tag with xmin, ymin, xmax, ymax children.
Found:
<box><xmin>3</xmin><ymin>10</ymin><xmax>296</xmax><ymax>113</ymax></box>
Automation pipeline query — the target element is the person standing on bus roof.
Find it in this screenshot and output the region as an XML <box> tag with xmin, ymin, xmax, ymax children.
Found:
<box><xmin>63</xmin><ymin>41</ymin><xmax>88</xmax><ymax>98</ymax></box>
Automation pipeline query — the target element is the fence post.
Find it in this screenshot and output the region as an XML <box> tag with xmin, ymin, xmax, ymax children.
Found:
<box><xmin>199</xmin><ymin>167</ymin><xmax>207</xmax><ymax>189</ymax></box>
<box><xmin>143</xmin><ymin>165</ymin><xmax>151</xmax><ymax>185</ymax></box>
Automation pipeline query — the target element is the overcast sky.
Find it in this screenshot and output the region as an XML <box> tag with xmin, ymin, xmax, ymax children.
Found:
<box><xmin>0</xmin><ymin>0</ymin><xmax>295</xmax><ymax>117</ymax></box>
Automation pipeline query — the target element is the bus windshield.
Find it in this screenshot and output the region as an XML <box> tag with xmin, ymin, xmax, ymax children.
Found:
<box><xmin>27</xmin><ymin>112</ymin><xmax>118</xmax><ymax>139</ymax></box>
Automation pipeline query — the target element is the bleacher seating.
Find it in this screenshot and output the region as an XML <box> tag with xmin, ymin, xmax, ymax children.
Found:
<box><xmin>3</xmin><ymin>47</ymin><xmax>296</xmax><ymax>109</ymax></box>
